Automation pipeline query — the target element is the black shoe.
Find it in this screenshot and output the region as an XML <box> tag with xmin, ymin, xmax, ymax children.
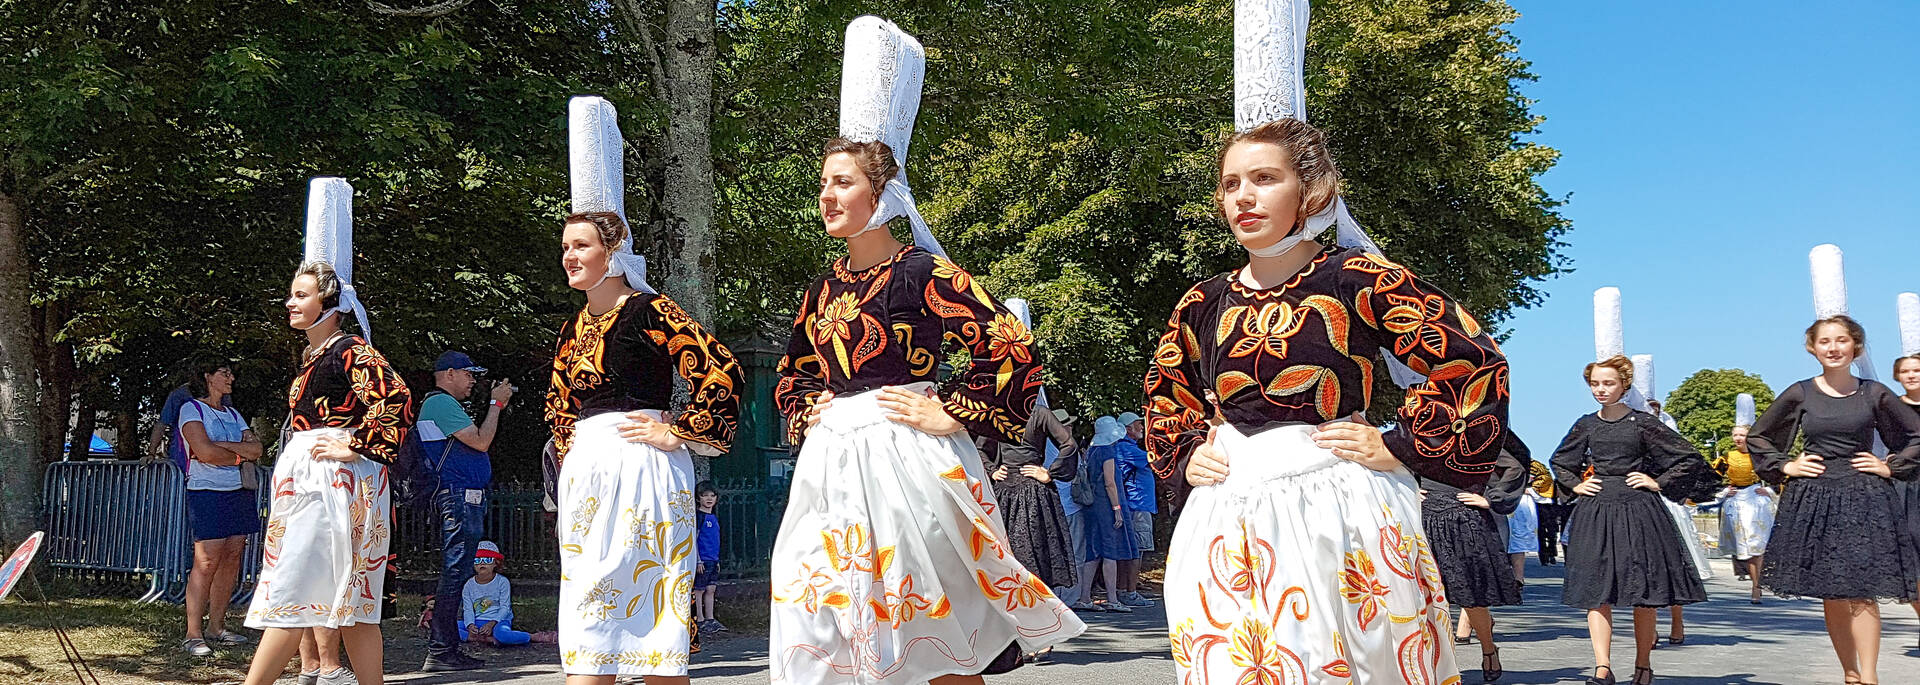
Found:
<box><xmin>1631</xmin><ymin>666</ymin><xmax>1653</xmax><ymax>684</ymax></box>
<box><xmin>1481</xmin><ymin>647</ymin><xmax>1502</xmax><ymax>683</ymax></box>
<box><xmin>421</xmin><ymin>651</ymin><xmax>485</xmax><ymax>672</ymax></box>
<box><xmin>1586</xmin><ymin>665</ymin><xmax>1616</xmax><ymax>685</ymax></box>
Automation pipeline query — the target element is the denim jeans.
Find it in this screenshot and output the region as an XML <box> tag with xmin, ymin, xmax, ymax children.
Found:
<box><xmin>429</xmin><ymin>487</ymin><xmax>487</xmax><ymax>656</ymax></box>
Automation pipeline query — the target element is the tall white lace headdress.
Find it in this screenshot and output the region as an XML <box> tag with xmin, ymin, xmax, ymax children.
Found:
<box><xmin>1898</xmin><ymin>292</ymin><xmax>1920</xmax><ymax>359</ymax></box>
<box><xmin>1734</xmin><ymin>393</ymin><xmax>1756</xmax><ymax>430</ymax></box>
<box><xmin>839</xmin><ymin>16</ymin><xmax>944</xmax><ymax>258</ymax></box>
<box><xmin>569</xmin><ymin>95</ymin><xmax>656</xmax><ymax>294</ymax></box>
<box><xmin>1592</xmin><ymin>287</ymin><xmax>1650</xmax><ymax>412</ymax></box>
<box><xmin>1809</xmin><ymin>244</ymin><xmax>1873</xmax><ymax>381</ymax></box>
<box><xmin>302</xmin><ymin>177</ymin><xmax>373</xmax><ymax>341</ymax></box>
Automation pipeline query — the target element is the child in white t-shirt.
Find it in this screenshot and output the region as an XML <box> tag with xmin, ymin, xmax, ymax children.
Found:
<box><xmin>460</xmin><ymin>541</ymin><xmax>556</xmax><ymax>646</ymax></box>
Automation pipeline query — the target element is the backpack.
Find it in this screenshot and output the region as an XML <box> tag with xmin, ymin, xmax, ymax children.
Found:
<box><xmin>1070</xmin><ymin>447</ymin><xmax>1098</xmax><ymax>507</ymax></box>
<box><xmin>393</xmin><ymin>390</ymin><xmax>456</xmax><ymax>510</ymax></box>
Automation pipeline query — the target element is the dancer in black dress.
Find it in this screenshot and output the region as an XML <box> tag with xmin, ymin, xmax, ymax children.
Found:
<box><xmin>1426</xmin><ymin>433</ymin><xmax>1529</xmax><ymax>683</ymax></box>
<box><xmin>979</xmin><ymin>401</ymin><xmax>1080</xmax><ymax>589</ymax></box>
<box><xmin>1751</xmin><ymin>315</ymin><xmax>1920</xmax><ymax>685</ymax></box>
<box><xmin>1892</xmin><ymin>293</ymin><xmax>1920</xmax><ymax>645</ymax></box>
<box><xmin>1552</xmin><ymin>355</ymin><xmax>1718</xmax><ymax>685</ymax></box>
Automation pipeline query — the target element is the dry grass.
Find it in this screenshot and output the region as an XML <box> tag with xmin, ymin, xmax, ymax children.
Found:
<box><xmin>0</xmin><ymin>577</ymin><xmax>775</xmax><ymax>684</ymax></box>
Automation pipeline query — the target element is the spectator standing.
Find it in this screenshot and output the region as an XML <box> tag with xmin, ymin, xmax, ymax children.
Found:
<box><xmin>149</xmin><ymin>377</ymin><xmax>232</xmax><ymax>469</ymax></box>
<box><xmin>1114</xmin><ymin>412</ymin><xmax>1156</xmax><ymax>607</ymax></box>
<box><xmin>1070</xmin><ymin>417</ymin><xmax>1139</xmax><ymax>613</ymax></box>
<box><xmin>1053</xmin><ymin>411</ymin><xmax>1091</xmax><ymax>604</ymax></box>
<box><xmin>177</xmin><ymin>358</ymin><xmax>263</xmax><ymax>656</ymax></box>
<box><xmin>416</xmin><ymin>350</ymin><xmax>513</xmax><ymax>672</ymax></box>
<box><xmin>693</xmin><ymin>482</ymin><xmax>725</xmax><ymax>634</ymax></box>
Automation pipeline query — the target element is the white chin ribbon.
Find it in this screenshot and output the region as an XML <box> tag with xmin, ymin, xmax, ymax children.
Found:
<box><xmin>850</xmin><ymin>175</ymin><xmax>946</xmax><ymax>258</ymax></box>
<box><xmin>588</xmin><ymin>237</ymin><xmax>659</xmax><ymax>295</ymax></box>
<box><xmin>295</xmin><ymin>284</ymin><xmax>373</xmax><ymax>343</ymax></box>
<box><xmin>1244</xmin><ymin>195</ymin><xmax>1382</xmax><ymax>258</ymax></box>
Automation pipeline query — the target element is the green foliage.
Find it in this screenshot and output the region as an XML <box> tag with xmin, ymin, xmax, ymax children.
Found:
<box><xmin>1664</xmin><ymin>368</ymin><xmax>1777</xmax><ymax>455</ymax></box>
<box><xmin>5</xmin><ymin>0</ymin><xmax>1569</xmax><ymax>479</ymax></box>
<box><xmin>717</xmin><ymin>0</ymin><xmax>1568</xmax><ymax>417</ymax></box>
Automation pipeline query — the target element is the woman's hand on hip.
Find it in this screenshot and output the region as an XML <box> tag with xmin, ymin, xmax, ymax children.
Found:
<box><xmin>1573</xmin><ymin>478</ymin><xmax>1603</xmax><ymax>497</ymax></box>
<box><xmin>310</xmin><ymin>435</ymin><xmax>359</xmax><ymax>462</ymax></box>
<box><xmin>1185</xmin><ymin>426</ymin><xmax>1229</xmax><ymax>487</ymax></box>
<box><xmin>1851</xmin><ymin>452</ymin><xmax>1891</xmax><ymax>477</ymax></box>
<box><xmin>878</xmin><ymin>386</ymin><xmax>963</xmax><ymax>436</ymax></box>
<box><xmin>1782</xmin><ymin>454</ymin><xmax>1825</xmax><ymax>478</ymax></box>
<box><xmin>1314</xmin><ymin>413</ymin><xmax>1398</xmax><ymax>472</ymax></box>
<box><xmin>618</xmin><ymin>411</ymin><xmax>685</xmax><ymax>452</ymax></box>
<box><xmin>802</xmin><ymin>391</ymin><xmax>836</xmax><ymax>437</ymax></box>
<box><xmin>1625</xmin><ymin>471</ymin><xmax>1661</xmax><ymax>491</ymax></box>
<box><xmin>1456</xmin><ymin>492</ymin><xmax>1490</xmax><ymax>509</ymax></box>
<box><xmin>1019</xmin><ymin>464</ymin><xmax>1052</xmax><ymax>483</ymax></box>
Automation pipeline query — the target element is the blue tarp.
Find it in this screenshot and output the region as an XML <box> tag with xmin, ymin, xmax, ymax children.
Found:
<box><xmin>63</xmin><ymin>434</ymin><xmax>115</xmax><ymax>456</ymax></box>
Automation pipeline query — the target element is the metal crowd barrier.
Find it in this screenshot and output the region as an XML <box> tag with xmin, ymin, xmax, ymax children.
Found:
<box><xmin>41</xmin><ymin>460</ymin><xmax>268</xmax><ymax>604</ymax></box>
<box><xmin>43</xmin><ymin>463</ymin><xmax>788</xmax><ymax>604</ymax></box>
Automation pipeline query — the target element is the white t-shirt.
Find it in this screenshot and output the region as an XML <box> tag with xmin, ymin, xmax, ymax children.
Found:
<box><xmin>177</xmin><ymin>400</ymin><xmax>249</xmax><ymax>491</ymax></box>
<box><xmin>463</xmin><ymin>575</ymin><xmax>513</xmax><ymax>625</ymax></box>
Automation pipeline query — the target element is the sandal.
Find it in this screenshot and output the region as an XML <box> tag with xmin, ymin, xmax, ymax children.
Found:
<box><xmin>1632</xmin><ymin>666</ymin><xmax>1654</xmax><ymax>684</ymax></box>
<box><xmin>1666</xmin><ymin>634</ymin><xmax>1684</xmax><ymax>646</ymax></box>
<box><xmin>1586</xmin><ymin>665</ymin><xmax>1616</xmax><ymax>685</ymax></box>
<box><xmin>1454</xmin><ymin>634</ymin><xmax>1472</xmax><ymax>645</ymax></box>
<box><xmin>1480</xmin><ymin>647</ymin><xmax>1502</xmax><ymax>683</ymax></box>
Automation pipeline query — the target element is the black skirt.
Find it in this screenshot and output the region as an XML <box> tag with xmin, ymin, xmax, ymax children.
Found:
<box><xmin>1422</xmin><ymin>495</ymin><xmax>1522</xmax><ymax>608</ymax></box>
<box><xmin>994</xmin><ymin>474</ymin><xmax>1078</xmax><ymax>588</ymax></box>
<box><xmin>1762</xmin><ymin>474</ymin><xmax>1918</xmax><ymax>602</ymax></box>
<box><xmin>1561</xmin><ymin>476</ymin><xmax>1706</xmax><ymax>609</ymax></box>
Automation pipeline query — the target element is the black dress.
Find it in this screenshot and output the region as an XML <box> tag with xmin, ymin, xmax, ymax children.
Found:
<box><xmin>1750</xmin><ymin>379</ymin><xmax>1920</xmax><ymax>601</ymax></box>
<box><xmin>1899</xmin><ymin>399</ymin><xmax>1920</xmax><ymax>580</ymax></box>
<box><xmin>1552</xmin><ymin>409</ymin><xmax>1718</xmax><ymax>609</ymax></box>
<box><xmin>977</xmin><ymin>409</ymin><xmax>1080</xmax><ymax>587</ymax></box>
<box><xmin>1422</xmin><ymin>434</ymin><xmax>1529</xmax><ymax>608</ymax></box>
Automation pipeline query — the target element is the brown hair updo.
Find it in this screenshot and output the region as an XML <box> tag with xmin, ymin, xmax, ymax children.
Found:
<box><xmin>822</xmin><ymin>137</ymin><xmax>900</xmax><ymax>195</ymax></box>
<box><xmin>1804</xmin><ymin>315</ymin><xmax>1867</xmax><ymax>358</ymax></box>
<box><xmin>1583</xmin><ymin>354</ymin><xmax>1635</xmax><ymax>387</ymax></box>
<box><xmin>565</xmin><ymin>211</ymin><xmax>630</xmax><ymax>251</ymax></box>
<box><xmin>1212</xmin><ymin>118</ymin><xmax>1343</xmax><ymax>228</ymax></box>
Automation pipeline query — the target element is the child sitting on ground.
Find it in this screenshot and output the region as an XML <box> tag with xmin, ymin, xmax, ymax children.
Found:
<box><xmin>461</xmin><ymin>541</ymin><xmax>557</xmax><ymax>646</ymax></box>
<box><xmin>693</xmin><ymin>481</ymin><xmax>727</xmax><ymax>634</ymax></box>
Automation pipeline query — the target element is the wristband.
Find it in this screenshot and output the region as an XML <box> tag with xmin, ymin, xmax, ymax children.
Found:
<box><xmin>490</xmin><ymin>400</ymin><xmax>505</xmax><ymax>408</ymax></box>
<box><xmin>1111</xmin><ymin>505</ymin><xmax>1123</xmax><ymax>511</ymax></box>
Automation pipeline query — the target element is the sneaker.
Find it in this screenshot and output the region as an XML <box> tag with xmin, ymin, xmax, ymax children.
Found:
<box><xmin>1102</xmin><ymin>601</ymin><xmax>1135</xmax><ymax>613</ymax></box>
<box><xmin>316</xmin><ymin>667</ymin><xmax>359</xmax><ymax>685</ymax></box>
<box><xmin>1068</xmin><ymin>600</ymin><xmax>1103</xmax><ymax>613</ymax></box>
<box><xmin>210</xmin><ymin>630</ymin><xmax>251</xmax><ymax>645</ymax></box>
<box><xmin>182</xmin><ymin>638</ymin><xmax>212</xmax><ymax>657</ymax></box>
<box><xmin>297</xmin><ymin>671</ymin><xmax>321</xmax><ymax>685</ymax></box>
<box><xmin>706</xmin><ymin>618</ymin><xmax>730</xmax><ymax>634</ymax></box>
<box><xmin>1120</xmin><ymin>591</ymin><xmax>1156</xmax><ymax>607</ymax></box>
<box><xmin>420</xmin><ymin>650</ymin><xmax>485</xmax><ymax>672</ymax></box>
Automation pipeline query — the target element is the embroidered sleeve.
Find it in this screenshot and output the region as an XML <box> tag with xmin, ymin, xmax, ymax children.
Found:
<box><xmin>341</xmin><ymin>338</ymin><xmax>414</xmax><ymax>465</ymax></box>
<box><xmin>775</xmin><ymin>281</ymin><xmax>829</xmax><ymax>447</ymax></box>
<box><xmin>1143</xmin><ymin>283</ymin><xmax>1215</xmax><ymax>497</ymax></box>
<box><xmin>1343</xmin><ymin>252</ymin><xmax>1510</xmax><ymax>488</ymax></box>
<box><xmin>643</xmin><ymin>296</ymin><xmax>744</xmax><ymax>457</ymax></box>
<box><xmin>925</xmin><ymin>256</ymin><xmax>1040</xmax><ymax>443</ymax></box>
<box><xmin>1746</xmin><ymin>381</ymin><xmax>1803</xmax><ymax>484</ymax></box>
<box><xmin>544</xmin><ymin>324</ymin><xmax>581</xmax><ymax>465</ymax></box>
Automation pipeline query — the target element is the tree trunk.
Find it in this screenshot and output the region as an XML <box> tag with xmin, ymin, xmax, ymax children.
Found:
<box><xmin>114</xmin><ymin>410</ymin><xmax>138</xmax><ymax>460</ymax></box>
<box><xmin>0</xmin><ymin>191</ymin><xmax>42</xmax><ymax>545</ymax></box>
<box><xmin>660</xmin><ymin>0</ymin><xmax>717</xmax><ymax>323</ymax></box>
<box><xmin>33</xmin><ymin>301</ymin><xmax>74</xmax><ymax>465</ymax></box>
<box><xmin>67</xmin><ymin>397</ymin><xmax>97</xmax><ymax>462</ymax></box>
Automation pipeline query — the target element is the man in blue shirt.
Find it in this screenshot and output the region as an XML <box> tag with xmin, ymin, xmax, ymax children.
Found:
<box><xmin>1115</xmin><ymin>412</ymin><xmax>1157</xmax><ymax>607</ymax></box>
<box><xmin>419</xmin><ymin>351</ymin><xmax>514</xmax><ymax>672</ymax></box>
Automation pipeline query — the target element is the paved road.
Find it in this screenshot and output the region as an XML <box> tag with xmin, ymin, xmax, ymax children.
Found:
<box><xmin>386</xmin><ymin>557</ymin><xmax>1920</xmax><ymax>684</ymax></box>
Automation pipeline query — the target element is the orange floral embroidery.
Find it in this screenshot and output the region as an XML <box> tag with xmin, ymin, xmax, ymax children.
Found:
<box><xmin>1338</xmin><ymin>551</ymin><xmax>1390</xmax><ymax>631</ymax></box>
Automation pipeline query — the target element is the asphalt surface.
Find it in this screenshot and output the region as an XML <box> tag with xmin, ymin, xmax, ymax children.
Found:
<box><xmin>382</xmin><ymin>557</ymin><xmax>1920</xmax><ymax>684</ymax></box>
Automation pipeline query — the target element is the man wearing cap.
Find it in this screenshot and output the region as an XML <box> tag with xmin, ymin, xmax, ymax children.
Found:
<box><xmin>1115</xmin><ymin>412</ymin><xmax>1157</xmax><ymax>607</ymax></box>
<box><xmin>418</xmin><ymin>351</ymin><xmax>514</xmax><ymax>672</ymax></box>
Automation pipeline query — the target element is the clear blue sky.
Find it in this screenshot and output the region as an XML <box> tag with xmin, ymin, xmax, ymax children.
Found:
<box><xmin>1499</xmin><ymin>1</ymin><xmax>1919</xmax><ymax>457</ymax></box>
